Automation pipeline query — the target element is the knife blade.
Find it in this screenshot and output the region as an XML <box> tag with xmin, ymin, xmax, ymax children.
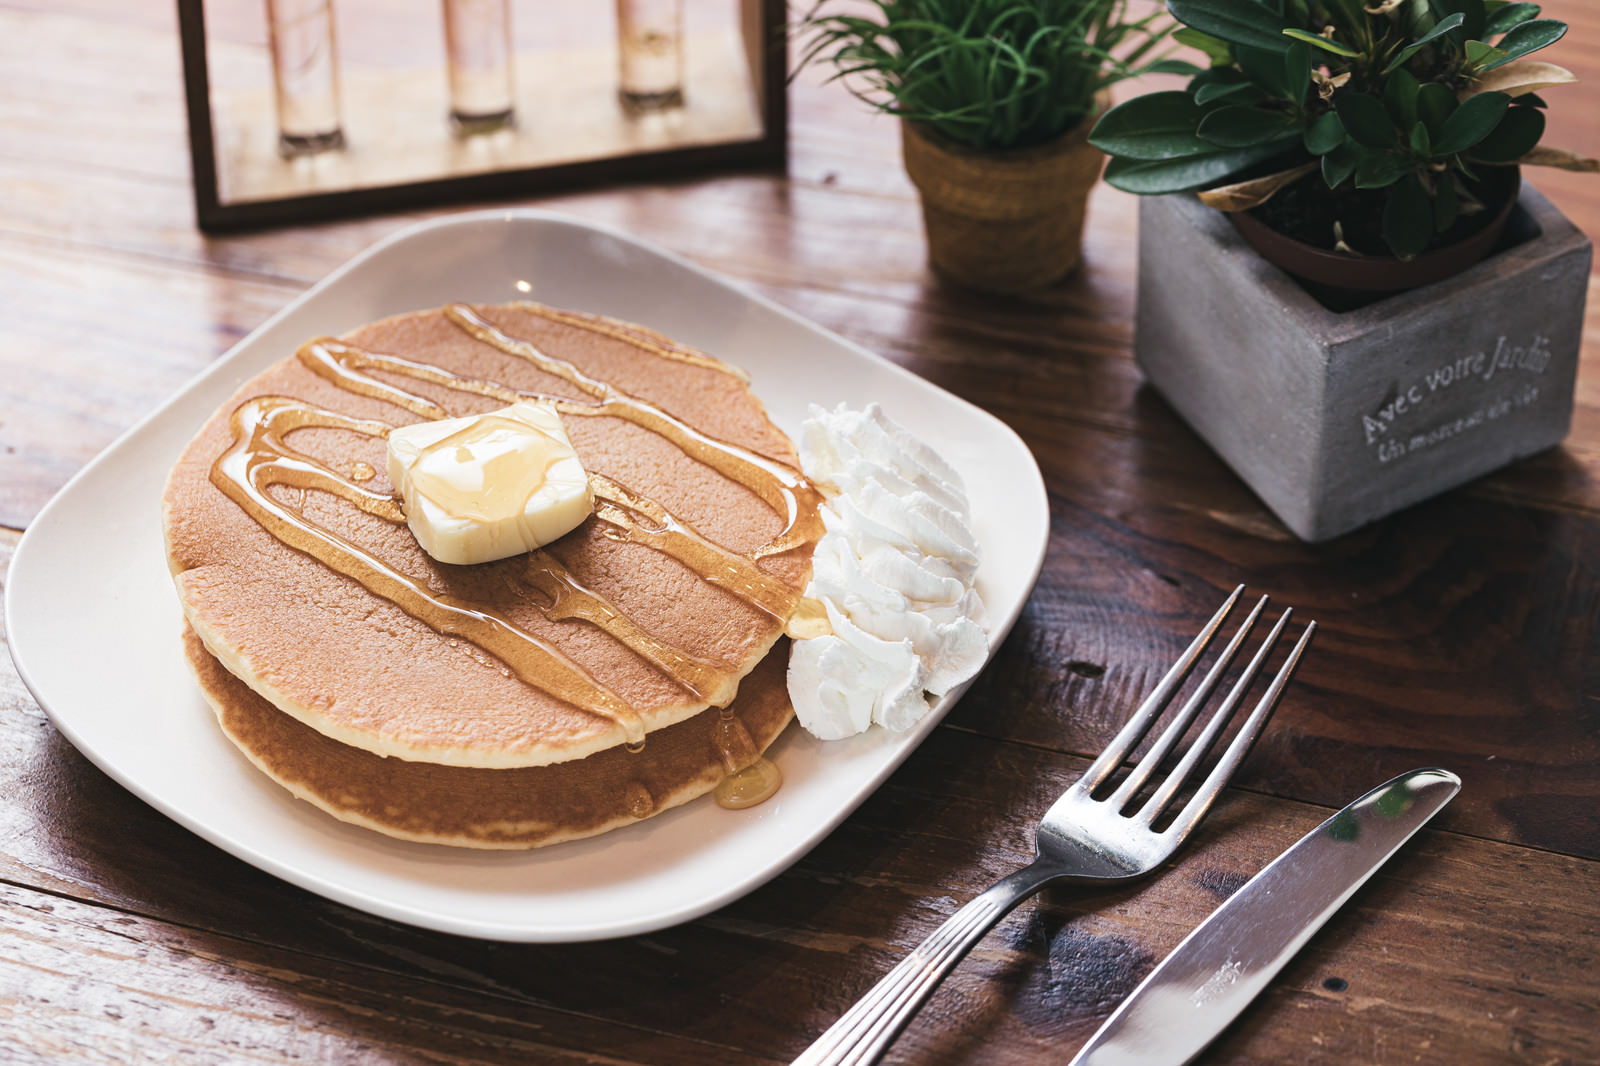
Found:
<box><xmin>1067</xmin><ymin>767</ymin><xmax>1461</xmax><ymax>1066</ymax></box>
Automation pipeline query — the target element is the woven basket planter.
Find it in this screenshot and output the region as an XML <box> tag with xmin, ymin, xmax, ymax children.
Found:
<box><xmin>900</xmin><ymin>108</ymin><xmax>1106</xmax><ymax>294</ymax></box>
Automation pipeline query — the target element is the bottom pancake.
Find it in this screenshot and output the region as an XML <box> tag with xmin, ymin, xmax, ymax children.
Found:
<box><xmin>183</xmin><ymin>628</ymin><xmax>793</xmax><ymax>849</ymax></box>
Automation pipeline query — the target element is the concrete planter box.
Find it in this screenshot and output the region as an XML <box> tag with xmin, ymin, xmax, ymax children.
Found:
<box><xmin>1135</xmin><ymin>185</ymin><xmax>1592</xmax><ymax>541</ymax></box>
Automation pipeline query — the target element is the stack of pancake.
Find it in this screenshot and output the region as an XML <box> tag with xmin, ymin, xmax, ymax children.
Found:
<box><xmin>162</xmin><ymin>301</ymin><xmax>821</xmax><ymax>848</ymax></box>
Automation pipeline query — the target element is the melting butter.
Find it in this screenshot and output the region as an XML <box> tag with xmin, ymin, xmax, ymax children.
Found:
<box><xmin>387</xmin><ymin>400</ymin><xmax>593</xmax><ymax>566</ymax></box>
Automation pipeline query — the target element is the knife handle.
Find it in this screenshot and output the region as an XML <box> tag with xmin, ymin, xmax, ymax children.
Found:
<box><xmin>793</xmin><ymin>858</ymin><xmax>1059</xmax><ymax>1066</ymax></box>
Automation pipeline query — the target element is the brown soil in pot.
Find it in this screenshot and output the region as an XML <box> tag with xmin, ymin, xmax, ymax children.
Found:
<box><xmin>1229</xmin><ymin>166</ymin><xmax>1522</xmax><ymax>309</ymax></box>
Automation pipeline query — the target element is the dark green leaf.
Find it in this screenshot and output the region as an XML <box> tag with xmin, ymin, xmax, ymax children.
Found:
<box><xmin>1173</xmin><ymin>27</ymin><xmax>1233</xmax><ymax>65</ymax></box>
<box><xmin>1304</xmin><ymin>110</ymin><xmax>1345</xmax><ymax>154</ymax></box>
<box><xmin>1486</xmin><ymin>2</ymin><xmax>1541</xmax><ymax>35</ymax></box>
<box><xmin>1195</xmin><ymin>79</ymin><xmax>1255</xmax><ymax>105</ymax></box>
<box><xmin>1465</xmin><ymin>40</ymin><xmax>1505</xmax><ymax>66</ymax></box>
<box><xmin>1168</xmin><ymin>0</ymin><xmax>1292</xmax><ymax>53</ymax></box>
<box><xmin>1383</xmin><ymin>12</ymin><xmax>1465</xmax><ymax>74</ymax></box>
<box><xmin>1285</xmin><ymin>40</ymin><xmax>1312</xmax><ymax>106</ymax></box>
<box><xmin>1090</xmin><ymin>92</ymin><xmax>1219</xmax><ymax>160</ymax></box>
<box><xmin>1322</xmin><ymin>140</ymin><xmax>1359</xmax><ymax>187</ymax></box>
<box><xmin>1383</xmin><ymin>176</ymin><xmax>1434</xmax><ymax>257</ymax></box>
<box><xmin>1355</xmin><ymin>151</ymin><xmax>1413</xmax><ymax>188</ymax></box>
<box><xmin>1385</xmin><ymin>69</ymin><xmax>1421</xmax><ymax>129</ymax></box>
<box><xmin>1235</xmin><ymin>44</ymin><xmax>1291</xmax><ymax>97</ymax></box>
<box><xmin>1197</xmin><ymin>105</ymin><xmax>1298</xmax><ymax>147</ymax></box>
<box><xmin>1430</xmin><ymin>0</ymin><xmax>1486</xmax><ymax>41</ymax></box>
<box><xmin>1189</xmin><ymin>66</ymin><xmax>1252</xmax><ymax>105</ymax></box>
<box><xmin>1148</xmin><ymin>59</ymin><xmax>1206</xmax><ymax>76</ymax></box>
<box><xmin>1281</xmin><ymin>27</ymin><xmax>1360</xmax><ymax>56</ymax></box>
<box><xmin>1481</xmin><ymin>19</ymin><xmax>1567</xmax><ymax>69</ymax></box>
<box><xmin>1434</xmin><ymin>173</ymin><xmax>1459</xmax><ymax>231</ymax></box>
<box><xmin>1102</xmin><ymin>141</ymin><xmax>1297</xmax><ymax>193</ymax></box>
<box><xmin>1417</xmin><ymin>82</ymin><xmax>1457</xmax><ymax>136</ymax></box>
<box><xmin>1520</xmin><ymin>92</ymin><xmax>1548</xmax><ymax>108</ymax></box>
<box><xmin>1435</xmin><ymin>91</ymin><xmax>1511</xmax><ymax>153</ymax></box>
<box><xmin>1410</xmin><ymin>121</ymin><xmax>1432</xmax><ymax>156</ymax></box>
<box><xmin>1468</xmin><ymin>104</ymin><xmax>1545</xmax><ymax>161</ymax></box>
<box><xmin>1189</xmin><ymin>66</ymin><xmax>1244</xmax><ymax>90</ymax></box>
<box><xmin>1336</xmin><ymin>94</ymin><xmax>1399</xmax><ymax>148</ymax></box>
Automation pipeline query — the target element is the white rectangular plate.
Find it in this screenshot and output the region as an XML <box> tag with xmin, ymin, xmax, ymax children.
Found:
<box><xmin>6</xmin><ymin>211</ymin><xmax>1048</xmax><ymax>942</ymax></box>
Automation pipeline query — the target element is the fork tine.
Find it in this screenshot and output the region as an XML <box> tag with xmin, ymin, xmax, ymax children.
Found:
<box><xmin>1109</xmin><ymin>594</ymin><xmax>1269</xmax><ymax>811</ymax></box>
<box><xmin>1156</xmin><ymin>618</ymin><xmax>1317</xmax><ymax>843</ymax></box>
<box><xmin>1078</xmin><ymin>585</ymin><xmax>1244</xmax><ymax>794</ymax></box>
<box><xmin>1136</xmin><ymin>605</ymin><xmax>1293</xmax><ymax>824</ymax></box>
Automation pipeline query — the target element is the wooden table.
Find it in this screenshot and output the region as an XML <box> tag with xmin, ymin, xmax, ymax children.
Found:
<box><xmin>4</xmin><ymin>4</ymin><xmax>1598</xmax><ymax>1063</ymax></box>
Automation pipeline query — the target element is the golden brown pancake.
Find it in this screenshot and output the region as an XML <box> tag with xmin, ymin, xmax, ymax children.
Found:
<box><xmin>185</xmin><ymin>627</ymin><xmax>794</xmax><ymax>849</ymax></box>
<box><xmin>164</xmin><ymin>302</ymin><xmax>821</xmax><ymax>769</ymax></box>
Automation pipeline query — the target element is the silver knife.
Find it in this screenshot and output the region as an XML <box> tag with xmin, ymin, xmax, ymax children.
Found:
<box><xmin>1067</xmin><ymin>767</ymin><xmax>1462</xmax><ymax>1066</ymax></box>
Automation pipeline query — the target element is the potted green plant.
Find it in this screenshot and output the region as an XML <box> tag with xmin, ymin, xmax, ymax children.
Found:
<box><xmin>795</xmin><ymin>0</ymin><xmax>1186</xmax><ymax>293</ymax></box>
<box><xmin>1090</xmin><ymin>0</ymin><xmax>1594</xmax><ymax>295</ymax></box>
<box><xmin>1080</xmin><ymin>0</ymin><xmax>1595</xmax><ymax>542</ymax></box>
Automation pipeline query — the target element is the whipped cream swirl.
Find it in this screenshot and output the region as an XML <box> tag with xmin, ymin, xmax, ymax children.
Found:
<box><xmin>787</xmin><ymin>403</ymin><xmax>987</xmax><ymax>739</ymax></box>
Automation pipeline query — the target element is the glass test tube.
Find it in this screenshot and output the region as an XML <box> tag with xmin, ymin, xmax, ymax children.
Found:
<box><xmin>443</xmin><ymin>0</ymin><xmax>515</xmax><ymax>134</ymax></box>
<box><xmin>267</xmin><ymin>0</ymin><xmax>345</xmax><ymax>156</ymax></box>
<box><xmin>616</xmin><ymin>0</ymin><xmax>685</xmax><ymax>112</ymax></box>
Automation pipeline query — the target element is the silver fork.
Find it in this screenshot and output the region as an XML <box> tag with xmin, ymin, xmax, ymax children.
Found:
<box><xmin>792</xmin><ymin>585</ymin><xmax>1316</xmax><ymax>1066</ymax></box>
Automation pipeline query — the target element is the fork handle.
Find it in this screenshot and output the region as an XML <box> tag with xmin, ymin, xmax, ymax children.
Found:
<box><xmin>792</xmin><ymin>857</ymin><xmax>1062</xmax><ymax>1066</ymax></box>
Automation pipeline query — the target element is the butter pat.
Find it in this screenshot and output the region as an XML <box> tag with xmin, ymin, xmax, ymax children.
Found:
<box><xmin>387</xmin><ymin>400</ymin><xmax>593</xmax><ymax>565</ymax></box>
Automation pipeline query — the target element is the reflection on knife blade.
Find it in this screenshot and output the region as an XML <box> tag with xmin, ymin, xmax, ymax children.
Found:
<box><xmin>1067</xmin><ymin>767</ymin><xmax>1461</xmax><ymax>1066</ymax></box>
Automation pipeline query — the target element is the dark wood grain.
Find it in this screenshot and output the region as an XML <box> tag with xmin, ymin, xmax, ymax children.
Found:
<box><xmin>4</xmin><ymin>0</ymin><xmax>1600</xmax><ymax>1062</ymax></box>
<box><xmin>5</xmin><ymin>531</ymin><xmax>1597</xmax><ymax>1064</ymax></box>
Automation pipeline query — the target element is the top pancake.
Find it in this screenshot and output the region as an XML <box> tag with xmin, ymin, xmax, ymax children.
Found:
<box><xmin>163</xmin><ymin>302</ymin><xmax>819</xmax><ymax>768</ymax></box>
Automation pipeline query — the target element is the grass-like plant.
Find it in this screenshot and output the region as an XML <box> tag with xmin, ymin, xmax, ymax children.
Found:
<box><xmin>1089</xmin><ymin>0</ymin><xmax>1597</xmax><ymax>259</ymax></box>
<box><xmin>794</xmin><ymin>0</ymin><xmax>1187</xmax><ymax>152</ymax></box>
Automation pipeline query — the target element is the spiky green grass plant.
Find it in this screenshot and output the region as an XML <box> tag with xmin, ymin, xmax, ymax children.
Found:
<box><xmin>796</xmin><ymin>0</ymin><xmax>1186</xmax><ymax>151</ymax></box>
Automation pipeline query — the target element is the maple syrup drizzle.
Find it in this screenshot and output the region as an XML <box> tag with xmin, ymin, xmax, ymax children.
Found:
<box><xmin>520</xmin><ymin>548</ymin><xmax>735</xmax><ymax>702</ymax></box>
<box><xmin>588</xmin><ymin>474</ymin><xmax>801</xmax><ymax>622</ymax></box>
<box><xmin>298</xmin><ymin>339</ymin><xmax>499</xmax><ymax>420</ymax></box>
<box><xmin>712</xmin><ymin>707</ymin><xmax>782</xmax><ymax>810</ymax></box>
<box><xmin>715</xmin><ymin>761</ymin><xmax>783</xmax><ymax>809</ymax></box>
<box><xmin>511</xmin><ymin>301</ymin><xmax>745</xmax><ymax>380</ymax></box>
<box><xmin>444</xmin><ymin>304</ymin><xmax>824</xmax><ymax>559</ymax></box>
<box><xmin>624</xmin><ymin>781</ymin><xmax>657</xmax><ymax>819</ymax></box>
<box><xmin>212</xmin><ymin>397</ymin><xmax>647</xmax><ymax>748</ymax></box>
<box><xmin>295</xmin><ymin>338</ymin><xmax>807</xmax><ymax>622</ymax></box>
<box><xmin>216</xmin><ymin>400</ymin><xmax>403</xmax><ymax>521</ymax></box>
<box><xmin>213</xmin><ymin>304</ymin><xmax>822</xmax><ymax>777</ymax></box>
<box><xmin>298</xmin><ymin>324</ymin><xmax>824</xmax><ymax>560</ymax></box>
<box><xmin>783</xmin><ymin>596</ymin><xmax>832</xmax><ymax>640</ymax></box>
